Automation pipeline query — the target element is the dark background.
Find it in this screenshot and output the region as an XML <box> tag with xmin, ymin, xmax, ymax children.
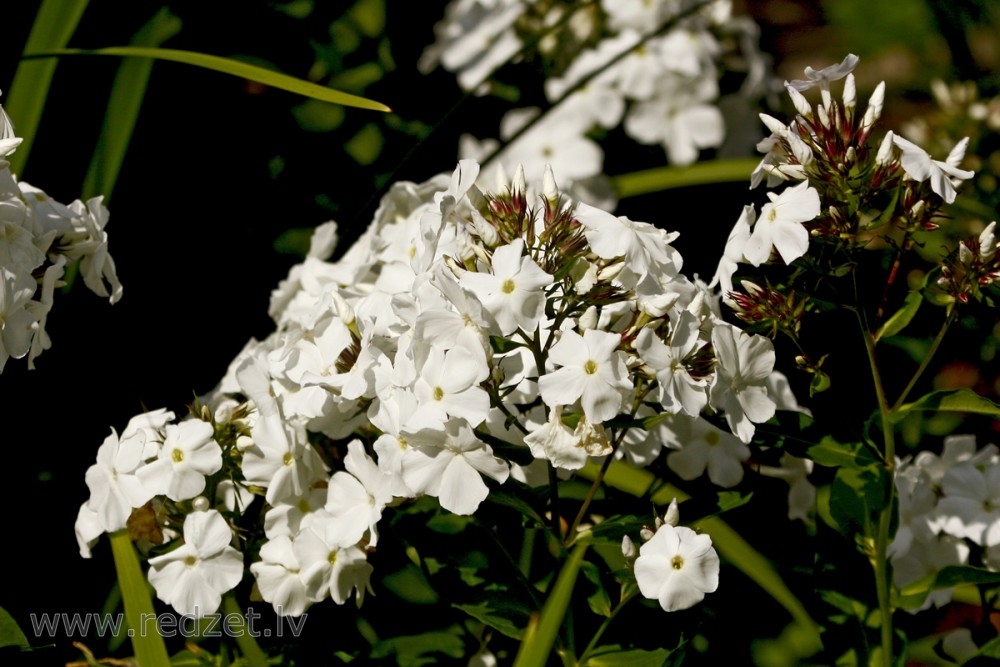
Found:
<box><xmin>2</xmin><ymin>0</ymin><xmax>997</xmax><ymax>664</ymax></box>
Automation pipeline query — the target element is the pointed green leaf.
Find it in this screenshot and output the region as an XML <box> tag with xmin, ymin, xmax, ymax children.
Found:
<box><xmin>6</xmin><ymin>0</ymin><xmax>91</xmax><ymax>176</ymax></box>
<box><xmin>82</xmin><ymin>8</ymin><xmax>183</xmax><ymax>200</ymax></box>
<box><xmin>875</xmin><ymin>291</ymin><xmax>923</xmax><ymax>342</ymax></box>
<box><xmin>585</xmin><ymin>646</ymin><xmax>677</xmax><ymax>666</ymax></box>
<box><xmin>23</xmin><ymin>47</ymin><xmax>392</xmax><ymax>112</ymax></box>
<box><xmin>891</xmin><ymin>388</ymin><xmax>1000</xmax><ymax>423</ymax></box>
<box><xmin>611</xmin><ymin>158</ymin><xmax>760</xmax><ymax>198</ymax></box>
<box><xmin>0</xmin><ymin>606</ymin><xmax>29</xmax><ymax>649</ymax></box>
<box><xmin>513</xmin><ymin>540</ymin><xmax>590</xmax><ymax>667</ymax></box>
<box><xmin>109</xmin><ymin>530</ymin><xmax>170</xmax><ymax>667</ymax></box>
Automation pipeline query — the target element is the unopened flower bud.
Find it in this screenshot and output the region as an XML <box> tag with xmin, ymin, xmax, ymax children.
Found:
<box><xmin>542</xmin><ymin>164</ymin><xmax>559</xmax><ymax>205</ymax></box>
<box><xmin>845</xmin><ymin>146</ymin><xmax>856</xmax><ymax>165</ymax></box>
<box><xmin>875</xmin><ymin>131</ymin><xmax>895</xmax><ymax>166</ymax></box>
<box><xmin>910</xmin><ymin>200</ymin><xmax>925</xmax><ymax>218</ymax></box>
<box><xmin>861</xmin><ymin>81</ymin><xmax>886</xmax><ymax>133</ymax></box>
<box><xmin>471</xmin><ymin>210</ymin><xmax>499</xmax><ymax>246</ymax></box>
<box><xmin>663</xmin><ymin>497</ymin><xmax>680</xmax><ymax>527</ymax></box>
<box><xmin>639</xmin><ymin>526</ymin><xmax>655</xmax><ymax>542</ymax></box>
<box><xmin>759</xmin><ymin>113</ymin><xmax>788</xmax><ymax>137</ymax></box>
<box><xmin>959</xmin><ymin>242</ymin><xmax>973</xmax><ymax>266</ymax></box>
<box><xmin>980</xmin><ymin>221</ymin><xmax>997</xmax><ymax>262</ymax></box>
<box><xmin>192</xmin><ymin>496</ymin><xmax>210</xmax><ymax>512</ymax></box>
<box><xmin>512</xmin><ymin>163</ymin><xmax>526</xmax><ymax>196</ymax></box>
<box><xmin>843</xmin><ymin>73</ymin><xmax>856</xmax><ymax>109</ymax></box>
<box><xmin>785</xmin><ymin>83</ymin><xmax>812</xmax><ymax>118</ymax></box>
<box><xmin>598</xmin><ymin>260</ymin><xmax>625</xmax><ymax>281</ymax></box>
<box><xmin>622</xmin><ymin>535</ymin><xmax>637</xmax><ymax>559</ymax></box>
<box><xmin>816</xmin><ymin>103</ymin><xmax>830</xmax><ymax>129</ymax></box>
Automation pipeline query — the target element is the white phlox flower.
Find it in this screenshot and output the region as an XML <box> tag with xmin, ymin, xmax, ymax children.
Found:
<box><xmin>249</xmin><ymin>535</ymin><xmax>311</xmax><ymax>617</ymax></box>
<box><xmin>295</xmin><ymin>520</ymin><xmax>374</xmax><ymax>606</ymax></box>
<box><xmin>892</xmin><ymin>133</ymin><xmax>974</xmax><ymax>204</ymax></box>
<box><xmin>635</xmin><ymin>311</ymin><xmax>709</xmax><ymax>417</ymax></box>
<box><xmin>538</xmin><ymin>328</ymin><xmax>632</xmax><ymax>424</ymax></box>
<box><xmin>401</xmin><ymin>418</ymin><xmax>509</xmax><ymax>516</ymax></box>
<box><xmin>633</xmin><ymin>523</ymin><xmax>720</xmax><ymax>612</ymax></box>
<box><xmin>709</xmin><ymin>323</ymin><xmax>776</xmax><ymax>443</ymax></box>
<box><xmin>324</xmin><ymin>439</ymin><xmax>394</xmax><ymax>548</ymax></box>
<box><xmin>524</xmin><ymin>405</ymin><xmax>589</xmax><ymax>471</ymax></box>
<box><xmin>664</xmin><ymin>415</ymin><xmax>750</xmax><ymax>488</ymax></box>
<box><xmin>240</xmin><ymin>413</ymin><xmax>329</xmax><ymax>505</ymax></box>
<box><xmin>84</xmin><ymin>426</ymin><xmax>159</xmax><ymax>534</ymax></box>
<box><xmin>460</xmin><ymin>237</ymin><xmax>553</xmax><ymax>336</ymax></box>
<box><xmin>710</xmin><ymin>205</ymin><xmax>753</xmax><ymax>302</ymax></box>
<box><xmin>137</xmin><ymin>419</ymin><xmax>222</xmax><ymax>502</ymax></box>
<box><xmin>147</xmin><ymin>510</ymin><xmax>244</xmax><ymax>617</ymax></box>
<box><xmin>411</xmin><ymin>343</ymin><xmax>491</xmax><ymax>428</ymax></box>
<box><xmin>743</xmin><ymin>180</ymin><xmax>821</xmax><ymax>266</ymax></box>
<box><xmin>575</xmin><ymin>202</ymin><xmax>682</xmax><ymax>280</ymax></box>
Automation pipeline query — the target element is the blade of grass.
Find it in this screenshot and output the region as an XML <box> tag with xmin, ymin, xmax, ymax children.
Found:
<box><xmin>610</xmin><ymin>158</ymin><xmax>760</xmax><ymax>199</ymax></box>
<box><xmin>23</xmin><ymin>47</ymin><xmax>392</xmax><ymax>112</ymax></box>
<box><xmin>578</xmin><ymin>460</ymin><xmax>822</xmax><ymax>652</ymax></box>
<box><xmin>222</xmin><ymin>594</ymin><xmax>269</xmax><ymax>667</ymax></box>
<box><xmin>81</xmin><ymin>8</ymin><xmax>182</xmax><ymax>200</ymax></box>
<box><xmin>6</xmin><ymin>0</ymin><xmax>91</xmax><ymax>177</ymax></box>
<box><xmin>513</xmin><ymin>540</ymin><xmax>589</xmax><ymax>667</ymax></box>
<box><xmin>109</xmin><ymin>530</ymin><xmax>170</xmax><ymax>667</ymax></box>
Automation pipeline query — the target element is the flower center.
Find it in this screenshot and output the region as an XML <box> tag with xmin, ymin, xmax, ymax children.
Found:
<box><xmin>171</xmin><ymin>448</ymin><xmax>184</xmax><ymax>463</ymax></box>
<box><xmin>433</xmin><ymin>386</ymin><xmax>445</xmax><ymax>401</ymax></box>
<box><xmin>584</xmin><ymin>360</ymin><xmax>598</xmax><ymax>375</ymax></box>
<box><xmin>501</xmin><ymin>278</ymin><xmax>516</xmax><ymax>294</ymax></box>
<box><xmin>283</xmin><ymin>452</ymin><xmax>294</xmax><ymax>466</ymax></box>
<box><xmin>671</xmin><ymin>555</ymin><xmax>685</xmax><ymax>570</ymax></box>
<box><xmin>704</xmin><ymin>430</ymin><xmax>720</xmax><ymax>447</ymax></box>
<box><xmin>184</xmin><ymin>556</ymin><xmax>198</xmax><ymax>568</ymax></box>
<box><xmin>328</xmin><ymin>550</ymin><xmax>338</xmax><ymax>565</ymax></box>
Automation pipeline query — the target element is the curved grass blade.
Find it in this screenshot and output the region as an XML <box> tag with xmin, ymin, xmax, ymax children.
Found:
<box><xmin>513</xmin><ymin>540</ymin><xmax>589</xmax><ymax>667</ymax></box>
<box><xmin>109</xmin><ymin>530</ymin><xmax>170</xmax><ymax>667</ymax></box>
<box><xmin>610</xmin><ymin>158</ymin><xmax>760</xmax><ymax>199</ymax></box>
<box><xmin>578</xmin><ymin>460</ymin><xmax>822</xmax><ymax>651</ymax></box>
<box><xmin>82</xmin><ymin>9</ymin><xmax>183</xmax><ymax>200</ymax></box>
<box><xmin>5</xmin><ymin>0</ymin><xmax>91</xmax><ymax>177</ymax></box>
<box><xmin>23</xmin><ymin>47</ymin><xmax>392</xmax><ymax>112</ymax></box>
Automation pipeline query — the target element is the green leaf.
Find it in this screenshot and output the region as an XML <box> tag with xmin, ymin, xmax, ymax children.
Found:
<box><xmin>82</xmin><ymin>8</ymin><xmax>183</xmax><ymax>200</ymax></box>
<box><xmin>6</xmin><ymin>0</ymin><xmax>91</xmax><ymax>176</ymax></box>
<box><xmin>897</xmin><ymin>565</ymin><xmax>1000</xmax><ymax>600</ymax></box>
<box><xmin>585</xmin><ymin>646</ymin><xmax>677</xmax><ymax>666</ymax></box>
<box><xmin>828</xmin><ymin>465</ymin><xmax>887</xmax><ymax>542</ymax></box>
<box><xmin>875</xmin><ymin>291</ymin><xmax>923</xmax><ymax>342</ymax></box>
<box><xmin>0</xmin><ymin>607</ymin><xmax>29</xmax><ymax>649</ymax></box>
<box><xmin>580</xmin><ymin>561</ymin><xmax>612</xmax><ymax>617</ymax></box>
<box><xmin>891</xmin><ymin>388</ymin><xmax>1000</xmax><ymax>423</ymax></box>
<box><xmin>23</xmin><ymin>47</ymin><xmax>393</xmax><ymax>112</ymax></box>
<box><xmin>109</xmin><ymin>531</ymin><xmax>170</xmax><ymax>667</ymax></box>
<box><xmin>610</xmin><ymin>158</ymin><xmax>760</xmax><ymax>198</ymax></box>
<box><xmin>453</xmin><ymin>600</ymin><xmax>527</xmax><ymax>640</ymax></box>
<box><xmin>513</xmin><ymin>540</ymin><xmax>590</xmax><ymax>667</ymax></box>
<box><xmin>369</xmin><ymin>626</ymin><xmax>466</xmax><ymax>667</ymax></box>
<box><xmin>807</xmin><ymin>436</ymin><xmax>880</xmax><ymax>469</ymax></box>
<box><xmin>973</xmin><ymin>633</ymin><xmax>1000</xmax><ymax>659</ymax></box>
<box><xmin>383</xmin><ymin>564</ymin><xmax>439</xmax><ymax>605</ymax></box>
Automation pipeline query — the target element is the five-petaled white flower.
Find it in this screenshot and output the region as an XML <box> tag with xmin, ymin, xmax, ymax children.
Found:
<box><xmin>892</xmin><ymin>134</ymin><xmax>974</xmax><ymax>205</ymax></box>
<box><xmin>460</xmin><ymin>238</ymin><xmax>552</xmax><ymax>336</ymax></box>
<box><xmin>634</xmin><ymin>523</ymin><xmax>720</xmax><ymax>612</ymax></box>
<box><xmin>137</xmin><ymin>420</ymin><xmax>222</xmax><ymax>502</ymax></box>
<box><xmin>539</xmin><ymin>329</ymin><xmax>632</xmax><ymax>424</ymax></box>
<box><xmin>743</xmin><ymin>180</ymin><xmax>821</xmax><ymax>266</ymax></box>
<box><xmin>147</xmin><ymin>510</ymin><xmax>244</xmax><ymax>617</ymax></box>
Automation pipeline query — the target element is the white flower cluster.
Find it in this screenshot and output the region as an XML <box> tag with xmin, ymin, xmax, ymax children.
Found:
<box><xmin>429</xmin><ymin>0</ymin><xmax>770</xmax><ymax>183</ymax></box>
<box><xmin>78</xmin><ymin>159</ymin><xmax>794</xmax><ymax>617</ymax></box>
<box><xmin>892</xmin><ymin>435</ymin><xmax>1000</xmax><ymax>612</ymax></box>
<box><xmin>0</xmin><ymin>92</ymin><xmax>122</xmax><ymax>372</ymax></box>
<box><xmin>713</xmin><ymin>55</ymin><xmax>975</xmax><ymax>296</ymax></box>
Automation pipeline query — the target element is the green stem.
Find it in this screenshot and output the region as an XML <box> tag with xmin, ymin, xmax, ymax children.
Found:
<box><xmin>578</xmin><ymin>592</ymin><xmax>637</xmax><ymax>663</ymax></box>
<box><xmin>890</xmin><ymin>308</ymin><xmax>956</xmax><ymax>412</ymax></box>
<box><xmin>858</xmin><ymin>313</ymin><xmax>895</xmax><ymax>667</ymax></box>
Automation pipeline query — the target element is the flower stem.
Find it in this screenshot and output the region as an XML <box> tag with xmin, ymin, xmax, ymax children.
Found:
<box><xmin>890</xmin><ymin>308</ymin><xmax>956</xmax><ymax>412</ymax></box>
<box><xmin>858</xmin><ymin>312</ymin><xmax>895</xmax><ymax>667</ymax></box>
<box><xmin>578</xmin><ymin>591</ymin><xmax>637</xmax><ymax>662</ymax></box>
